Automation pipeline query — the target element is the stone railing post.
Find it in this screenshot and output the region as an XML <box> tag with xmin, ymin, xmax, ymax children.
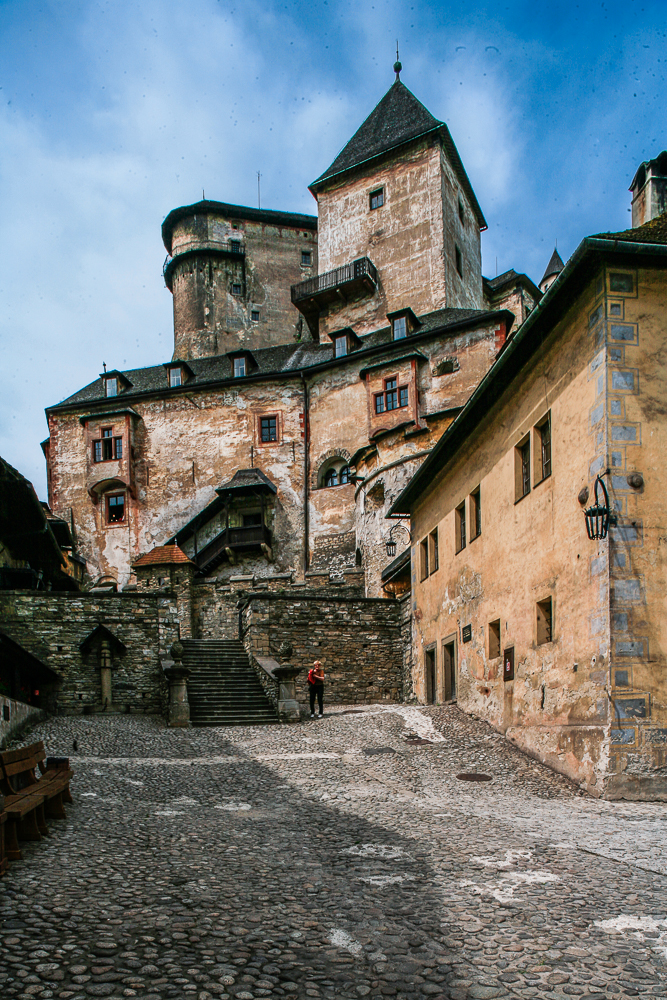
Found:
<box><xmin>162</xmin><ymin>640</ymin><xmax>191</xmax><ymax>728</ymax></box>
<box><xmin>273</xmin><ymin>641</ymin><xmax>303</xmax><ymax>723</ymax></box>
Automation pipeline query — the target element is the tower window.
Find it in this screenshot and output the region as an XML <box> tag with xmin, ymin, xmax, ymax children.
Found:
<box><xmin>470</xmin><ymin>487</ymin><xmax>481</xmax><ymax>539</ymax></box>
<box><xmin>537</xmin><ymin>597</ymin><xmax>553</xmax><ymax>645</ymax></box>
<box><xmin>458</xmin><ymin>197</ymin><xmax>465</xmax><ymax>225</ymax></box>
<box><xmin>374</xmin><ymin>376</ymin><xmax>408</xmax><ymax>414</ymax></box>
<box><xmin>230</xmin><ymin>240</ymin><xmax>241</xmax><ymax>253</ymax></box>
<box><xmin>515</xmin><ymin>435</ymin><xmax>531</xmax><ymax>501</ymax></box>
<box><xmin>260</xmin><ymin>416</ymin><xmax>278</xmax><ymax>442</ymax></box>
<box><xmin>106</xmin><ymin>493</ymin><xmax>125</xmax><ymax>524</ymax></box>
<box><xmin>369</xmin><ymin>188</ymin><xmax>384</xmax><ymax>210</ymax></box>
<box><xmin>93</xmin><ymin>429</ymin><xmax>122</xmax><ymax>463</ymax></box>
<box><xmin>233</xmin><ymin>357</ymin><xmax>246</xmax><ymax>378</ymax></box>
<box><xmin>455</xmin><ymin>245</ymin><xmax>463</xmax><ymax>277</ymax></box>
<box><xmin>232</xmin><ymin>283</ymin><xmax>242</xmax><ymax>295</ymax></box>
<box><xmin>301</xmin><ymin>250</ymin><xmax>312</xmax><ymax>266</ymax></box>
<box><xmin>169</xmin><ymin>368</ymin><xmax>182</xmax><ymax>388</ymax></box>
<box><xmin>251</xmin><ymin>310</ymin><xmax>260</xmax><ymax>322</ymax></box>
<box><xmin>455</xmin><ymin>501</ymin><xmax>466</xmax><ymax>553</ymax></box>
<box><xmin>105</xmin><ymin>377</ymin><xmax>118</xmax><ymax>397</ymax></box>
<box><xmin>535</xmin><ymin>413</ymin><xmax>551</xmax><ymax>482</ymax></box>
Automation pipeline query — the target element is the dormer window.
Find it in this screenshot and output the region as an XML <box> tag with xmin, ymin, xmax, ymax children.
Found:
<box><xmin>328</xmin><ymin>327</ymin><xmax>360</xmax><ymax>359</ymax></box>
<box><xmin>392</xmin><ymin>316</ymin><xmax>407</xmax><ymax>341</ymax></box>
<box><xmin>169</xmin><ymin>368</ymin><xmax>182</xmax><ymax>388</ymax></box>
<box><xmin>233</xmin><ymin>356</ymin><xmax>246</xmax><ymax>378</ymax></box>
<box><xmin>387</xmin><ymin>308</ymin><xmax>420</xmax><ymax>342</ymax></box>
<box><xmin>334</xmin><ymin>335</ymin><xmax>347</xmax><ymax>358</ymax></box>
<box><xmin>105</xmin><ymin>377</ymin><xmax>118</xmax><ymax>397</ymax></box>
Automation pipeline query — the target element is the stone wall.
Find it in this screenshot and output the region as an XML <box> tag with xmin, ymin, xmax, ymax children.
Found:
<box><xmin>0</xmin><ymin>591</ymin><xmax>179</xmax><ymax>716</ymax></box>
<box><xmin>240</xmin><ymin>592</ymin><xmax>403</xmax><ymax>704</ymax></box>
<box><xmin>0</xmin><ymin>696</ymin><xmax>45</xmax><ymax>749</ymax></box>
<box><xmin>399</xmin><ymin>593</ymin><xmax>415</xmax><ymax>702</ymax></box>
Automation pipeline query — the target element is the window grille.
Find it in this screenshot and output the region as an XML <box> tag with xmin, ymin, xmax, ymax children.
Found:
<box><xmin>260</xmin><ymin>416</ymin><xmax>277</xmax><ymax>442</ymax></box>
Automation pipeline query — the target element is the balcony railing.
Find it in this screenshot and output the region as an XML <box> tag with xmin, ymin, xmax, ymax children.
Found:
<box><xmin>195</xmin><ymin>523</ymin><xmax>272</xmax><ymax>574</ymax></box>
<box><xmin>291</xmin><ymin>257</ymin><xmax>377</xmax><ymax>305</ymax></box>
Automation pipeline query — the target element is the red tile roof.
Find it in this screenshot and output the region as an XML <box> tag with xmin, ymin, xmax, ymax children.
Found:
<box><xmin>133</xmin><ymin>544</ymin><xmax>193</xmax><ymax>568</ymax></box>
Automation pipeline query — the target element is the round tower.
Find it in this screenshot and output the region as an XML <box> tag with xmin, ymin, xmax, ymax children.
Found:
<box><xmin>161</xmin><ymin>200</ymin><xmax>318</xmax><ymax>361</ymax></box>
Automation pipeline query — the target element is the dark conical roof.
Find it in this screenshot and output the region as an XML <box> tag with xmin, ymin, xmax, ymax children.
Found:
<box><xmin>310</xmin><ymin>79</ymin><xmax>486</xmax><ymax>228</ymax></box>
<box><xmin>311</xmin><ymin>80</ymin><xmax>441</xmax><ymax>188</ymax></box>
<box><xmin>540</xmin><ymin>247</ymin><xmax>564</xmax><ymax>286</ymax></box>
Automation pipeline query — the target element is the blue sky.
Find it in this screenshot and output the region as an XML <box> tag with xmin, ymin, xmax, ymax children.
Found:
<box><xmin>1</xmin><ymin>0</ymin><xmax>665</xmax><ymax>497</ymax></box>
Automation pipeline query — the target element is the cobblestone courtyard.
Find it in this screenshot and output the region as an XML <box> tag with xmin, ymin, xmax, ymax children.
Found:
<box><xmin>1</xmin><ymin>705</ymin><xmax>667</xmax><ymax>1000</ymax></box>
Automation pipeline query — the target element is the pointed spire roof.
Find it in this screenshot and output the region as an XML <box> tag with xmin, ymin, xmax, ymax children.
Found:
<box><xmin>540</xmin><ymin>247</ymin><xmax>564</xmax><ymax>286</ymax></box>
<box><xmin>310</xmin><ymin>79</ymin><xmax>486</xmax><ymax>228</ymax></box>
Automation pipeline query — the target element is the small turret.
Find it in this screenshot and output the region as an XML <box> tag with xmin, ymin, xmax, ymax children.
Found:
<box><xmin>539</xmin><ymin>247</ymin><xmax>564</xmax><ymax>294</ymax></box>
<box><xmin>630</xmin><ymin>152</ymin><xmax>667</xmax><ymax>228</ymax></box>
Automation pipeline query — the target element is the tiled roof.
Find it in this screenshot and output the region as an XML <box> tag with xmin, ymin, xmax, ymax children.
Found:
<box><xmin>47</xmin><ymin>306</ymin><xmax>506</xmax><ymax>411</ymax></box>
<box><xmin>593</xmin><ymin>211</ymin><xmax>667</xmax><ymax>245</ymax></box>
<box><xmin>540</xmin><ymin>248</ymin><xmax>564</xmax><ymax>285</ymax></box>
<box><xmin>133</xmin><ymin>544</ymin><xmax>193</xmax><ymax>568</ymax></box>
<box><xmin>311</xmin><ymin>81</ymin><xmax>442</xmax><ymax>188</ymax></box>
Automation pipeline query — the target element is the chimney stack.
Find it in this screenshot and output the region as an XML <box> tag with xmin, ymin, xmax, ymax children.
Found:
<box><xmin>630</xmin><ymin>152</ymin><xmax>667</xmax><ymax>227</ymax></box>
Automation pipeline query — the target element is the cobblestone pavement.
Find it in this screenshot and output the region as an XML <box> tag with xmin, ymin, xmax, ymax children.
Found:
<box><xmin>1</xmin><ymin>703</ymin><xmax>667</xmax><ymax>1000</ymax></box>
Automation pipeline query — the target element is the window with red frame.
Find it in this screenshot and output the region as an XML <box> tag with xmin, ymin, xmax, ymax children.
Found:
<box><xmin>93</xmin><ymin>427</ymin><xmax>123</xmax><ymax>463</ymax></box>
<box><xmin>374</xmin><ymin>377</ymin><xmax>409</xmax><ymax>415</ymax></box>
<box><xmin>106</xmin><ymin>493</ymin><xmax>125</xmax><ymax>524</ymax></box>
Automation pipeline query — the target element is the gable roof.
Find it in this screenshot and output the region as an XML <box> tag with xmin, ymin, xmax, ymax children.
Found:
<box><xmin>215</xmin><ymin>468</ymin><xmax>278</xmax><ymax>497</ymax></box>
<box><xmin>133</xmin><ymin>544</ymin><xmax>194</xmax><ymax>568</ymax></box>
<box><xmin>309</xmin><ymin>80</ymin><xmax>487</xmax><ymax>230</ymax></box>
<box><xmin>388</xmin><ymin>226</ymin><xmax>667</xmax><ymax>516</ymax></box>
<box><xmin>540</xmin><ymin>247</ymin><xmax>564</xmax><ymax>286</ymax></box>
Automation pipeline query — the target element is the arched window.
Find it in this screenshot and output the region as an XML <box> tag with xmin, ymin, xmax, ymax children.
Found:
<box><xmin>320</xmin><ymin>457</ymin><xmax>353</xmax><ymax>488</ymax></box>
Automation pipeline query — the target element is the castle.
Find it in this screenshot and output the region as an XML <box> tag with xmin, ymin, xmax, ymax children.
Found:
<box><xmin>41</xmin><ymin>70</ymin><xmax>547</xmax><ymax>603</ymax></box>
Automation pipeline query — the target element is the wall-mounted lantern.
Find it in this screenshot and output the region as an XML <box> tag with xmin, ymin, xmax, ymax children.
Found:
<box><xmin>385</xmin><ymin>521</ymin><xmax>411</xmax><ymax>558</ymax></box>
<box><xmin>584</xmin><ymin>475</ymin><xmax>616</xmax><ymax>540</ymax></box>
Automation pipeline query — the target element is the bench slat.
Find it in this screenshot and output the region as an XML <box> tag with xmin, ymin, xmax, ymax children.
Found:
<box><xmin>0</xmin><ymin>742</ymin><xmax>45</xmax><ymax>765</ymax></box>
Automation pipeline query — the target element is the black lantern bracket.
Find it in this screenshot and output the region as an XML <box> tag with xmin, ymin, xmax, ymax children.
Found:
<box><xmin>385</xmin><ymin>520</ymin><xmax>411</xmax><ymax>558</ymax></box>
<box><xmin>584</xmin><ymin>474</ymin><xmax>617</xmax><ymax>541</ymax></box>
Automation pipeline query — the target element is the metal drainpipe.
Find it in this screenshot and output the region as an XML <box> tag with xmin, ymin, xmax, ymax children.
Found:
<box><xmin>301</xmin><ymin>372</ymin><xmax>310</xmax><ymax>578</ymax></box>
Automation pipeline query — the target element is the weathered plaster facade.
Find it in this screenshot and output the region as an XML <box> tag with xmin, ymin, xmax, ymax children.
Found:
<box><xmin>391</xmin><ymin>230</ymin><xmax>667</xmax><ymax>800</ymax></box>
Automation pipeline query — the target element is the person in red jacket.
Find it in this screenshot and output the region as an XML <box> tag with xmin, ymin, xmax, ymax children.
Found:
<box><xmin>307</xmin><ymin>660</ymin><xmax>325</xmax><ymax>718</ymax></box>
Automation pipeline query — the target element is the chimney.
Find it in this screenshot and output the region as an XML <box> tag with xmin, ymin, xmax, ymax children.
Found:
<box><xmin>630</xmin><ymin>152</ymin><xmax>667</xmax><ymax>227</ymax></box>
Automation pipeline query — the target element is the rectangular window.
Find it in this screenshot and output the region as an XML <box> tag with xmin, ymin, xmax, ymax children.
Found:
<box><xmin>455</xmin><ymin>501</ymin><xmax>466</xmax><ymax>553</ymax></box>
<box><xmin>535</xmin><ymin>414</ymin><xmax>551</xmax><ymax>482</ymax></box>
<box><xmin>114</xmin><ymin>437</ymin><xmax>123</xmax><ymax>460</ymax></box>
<box><xmin>609</xmin><ymin>302</ymin><xmax>622</xmax><ymax>317</ymax></box>
<box><xmin>419</xmin><ymin>538</ymin><xmax>429</xmax><ymax>581</ymax></box>
<box><xmin>428</xmin><ymin>528</ymin><xmax>439</xmax><ymax>574</ymax></box>
<box><xmin>458</xmin><ymin>197</ymin><xmax>465</xmax><ymax>225</ymax></box>
<box><xmin>233</xmin><ymin>357</ymin><xmax>246</xmax><ymax>377</ymax></box>
<box><xmin>106</xmin><ymin>493</ymin><xmax>125</xmax><ymax>524</ymax></box>
<box><xmin>537</xmin><ymin>597</ymin><xmax>553</xmax><ymax>645</ymax></box>
<box><xmin>515</xmin><ymin>435</ymin><xmax>531</xmax><ymax>501</ymax></box>
<box><xmin>609</xmin><ymin>272</ymin><xmax>634</xmax><ymax>294</ymax></box>
<box><xmin>369</xmin><ymin>188</ymin><xmax>384</xmax><ymax>210</ymax></box>
<box><xmin>374</xmin><ymin>393</ymin><xmax>385</xmax><ymax>414</ymax></box>
<box><xmin>385</xmin><ymin>378</ymin><xmax>398</xmax><ymax>411</ymax></box>
<box><xmin>503</xmin><ymin>646</ymin><xmax>515</xmax><ymax>682</ymax></box>
<box><xmin>93</xmin><ymin>440</ymin><xmax>102</xmax><ymax>463</ymax></box>
<box><xmin>470</xmin><ymin>487</ymin><xmax>481</xmax><ymax>539</ymax></box>
<box><xmin>260</xmin><ymin>416</ymin><xmax>277</xmax><ymax>442</ymax></box>
<box><xmin>301</xmin><ymin>250</ymin><xmax>312</xmax><ymax>266</ymax></box>
<box><xmin>105</xmin><ymin>377</ymin><xmax>118</xmax><ymax>397</ymax></box>
<box><xmin>230</xmin><ymin>239</ymin><xmax>241</xmax><ymax>252</ymax></box>
<box><xmin>251</xmin><ymin>310</ymin><xmax>260</xmax><ymax>321</ymax></box>
<box><xmin>455</xmin><ymin>245</ymin><xmax>463</xmax><ymax>277</ymax></box>
<box><xmin>232</xmin><ymin>283</ymin><xmax>242</xmax><ymax>295</ymax></box>
<box><xmin>489</xmin><ymin>620</ymin><xmax>501</xmax><ymax>659</ymax></box>
<box><xmin>399</xmin><ymin>386</ymin><xmax>409</xmax><ymax>408</ymax></box>
<box><xmin>334</xmin><ymin>335</ymin><xmax>347</xmax><ymax>358</ymax></box>
<box><xmin>169</xmin><ymin>368</ymin><xmax>182</xmax><ymax>387</ymax></box>
<box><xmin>392</xmin><ymin>316</ymin><xmax>407</xmax><ymax>340</ymax></box>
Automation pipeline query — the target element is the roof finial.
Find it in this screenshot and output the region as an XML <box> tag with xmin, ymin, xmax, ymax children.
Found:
<box><xmin>394</xmin><ymin>40</ymin><xmax>402</xmax><ymax>81</ymax></box>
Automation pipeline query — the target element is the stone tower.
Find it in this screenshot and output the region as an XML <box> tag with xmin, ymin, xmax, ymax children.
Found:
<box><xmin>294</xmin><ymin>74</ymin><xmax>487</xmax><ymax>340</ymax></box>
<box><xmin>161</xmin><ymin>201</ymin><xmax>318</xmax><ymax>360</ymax></box>
<box><xmin>630</xmin><ymin>152</ymin><xmax>667</xmax><ymax>229</ymax></box>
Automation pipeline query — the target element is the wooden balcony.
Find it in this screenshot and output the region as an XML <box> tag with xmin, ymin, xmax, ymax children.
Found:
<box><xmin>291</xmin><ymin>257</ymin><xmax>378</xmax><ymax>314</ymax></box>
<box><xmin>195</xmin><ymin>524</ymin><xmax>272</xmax><ymax>575</ymax></box>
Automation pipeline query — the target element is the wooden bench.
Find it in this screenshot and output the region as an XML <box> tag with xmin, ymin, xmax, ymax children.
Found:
<box><xmin>0</xmin><ymin>742</ymin><xmax>73</xmax><ymax>862</ymax></box>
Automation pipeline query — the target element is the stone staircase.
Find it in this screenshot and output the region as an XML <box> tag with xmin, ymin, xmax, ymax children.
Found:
<box><xmin>181</xmin><ymin>639</ymin><xmax>279</xmax><ymax>727</ymax></box>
